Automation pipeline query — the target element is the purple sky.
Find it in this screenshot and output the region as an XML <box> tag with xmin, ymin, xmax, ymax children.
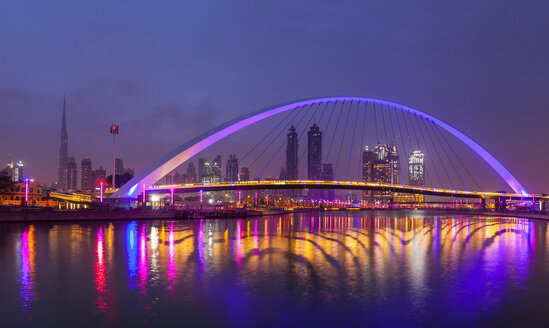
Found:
<box><xmin>1</xmin><ymin>1</ymin><xmax>548</xmax><ymax>192</ymax></box>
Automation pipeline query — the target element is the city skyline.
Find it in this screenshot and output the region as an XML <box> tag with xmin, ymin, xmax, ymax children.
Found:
<box><xmin>1</xmin><ymin>1</ymin><xmax>548</xmax><ymax>192</ymax></box>
<box><xmin>2</xmin><ymin>2</ymin><xmax>549</xmax><ymax>327</ymax></box>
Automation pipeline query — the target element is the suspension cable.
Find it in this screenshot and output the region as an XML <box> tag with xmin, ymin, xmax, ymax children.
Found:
<box><xmin>359</xmin><ymin>101</ymin><xmax>369</xmax><ymax>167</ymax></box>
<box><xmin>334</xmin><ymin>100</ymin><xmax>352</xmax><ymax>178</ymax></box>
<box><xmin>432</xmin><ymin>121</ymin><xmax>480</xmax><ymax>190</ymax></box>
<box><xmin>394</xmin><ymin>106</ymin><xmax>409</xmax><ymax>185</ymax></box>
<box><xmin>426</xmin><ymin>118</ymin><xmax>466</xmax><ymax>190</ymax></box>
<box><xmin>251</xmin><ymin>104</ymin><xmax>309</xmax><ymax>177</ymax></box>
<box><xmin>238</xmin><ymin>104</ymin><xmax>298</xmax><ymax>170</ymax></box>
<box><xmin>387</xmin><ymin>105</ymin><xmax>405</xmax><ymax>185</ymax></box>
<box><xmin>420</xmin><ymin>116</ymin><xmax>454</xmax><ymax>190</ymax></box>
<box><xmin>323</xmin><ymin>101</ymin><xmax>344</xmax><ymax>178</ymax></box>
<box><xmin>413</xmin><ymin>113</ymin><xmax>443</xmax><ymax>187</ymax></box>
<box><xmin>263</xmin><ymin>102</ymin><xmax>321</xmax><ymax>179</ymax></box>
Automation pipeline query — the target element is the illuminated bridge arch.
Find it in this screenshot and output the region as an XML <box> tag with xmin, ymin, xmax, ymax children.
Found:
<box><xmin>113</xmin><ymin>97</ymin><xmax>527</xmax><ymax>198</ymax></box>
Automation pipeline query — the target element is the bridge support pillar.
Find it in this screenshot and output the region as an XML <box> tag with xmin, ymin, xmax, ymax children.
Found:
<box><xmin>481</xmin><ymin>198</ymin><xmax>486</xmax><ymax>210</ymax></box>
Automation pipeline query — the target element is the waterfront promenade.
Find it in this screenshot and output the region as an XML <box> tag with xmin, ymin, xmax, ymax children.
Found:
<box><xmin>2</xmin><ymin>206</ymin><xmax>549</xmax><ymax>223</ymax></box>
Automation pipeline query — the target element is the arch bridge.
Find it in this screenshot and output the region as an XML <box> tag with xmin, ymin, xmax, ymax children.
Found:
<box><xmin>113</xmin><ymin>96</ymin><xmax>530</xmax><ymax>200</ymax></box>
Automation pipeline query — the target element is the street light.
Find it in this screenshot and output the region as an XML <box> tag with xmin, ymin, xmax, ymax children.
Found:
<box><xmin>110</xmin><ymin>123</ymin><xmax>119</xmax><ymax>189</ymax></box>
<box><xmin>25</xmin><ymin>178</ymin><xmax>29</xmax><ymax>203</ymax></box>
<box><xmin>142</xmin><ymin>184</ymin><xmax>147</xmax><ymax>204</ymax></box>
<box><xmin>99</xmin><ymin>181</ymin><xmax>104</xmax><ymax>202</ymax></box>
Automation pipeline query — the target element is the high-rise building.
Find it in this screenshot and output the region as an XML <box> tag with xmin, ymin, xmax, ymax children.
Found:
<box><xmin>212</xmin><ymin>155</ymin><xmax>222</xmax><ymax>181</ymax></box>
<box><xmin>81</xmin><ymin>158</ymin><xmax>93</xmax><ymax>190</ymax></box>
<box><xmin>372</xmin><ymin>143</ymin><xmax>399</xmax><ymax>203</ymax></box>
<box><xmin>57</xmin><ymin>92</ymin><xmax>69</xmax><ymax>190</ymax></box>
<box><xmin>198</xmin><ymin>158</ymin><xmax>207</xmax><ymax>181</ymax></box>
<box><xmin>187</xmin><ymin>162</ymin><xmax>197</xmax><ymax>183</ymax></box>
<box><xmin>409</xmin><ymin>150</ymin><xmax>425</xmax><ymax>186</ymax></box>
<box><xmin>239</xmin><ymin>166</ymin><xmax>250</xmax><ymax>181</ymax></box>
<box><xmin>308</xmin><ymin>123</ymin><xmax>322</xmax><ymax>180</ymax></box>
<box><xmin>67</xmin><ymin>156</ymin><xmax>77</xmax><ymax>190</ymax></box>
<box><xmin>394</xmin><ymin>150</ymin><xmax>426</xmax><ymax>203</ymax></box>
<box><xmin>94</xmin><ymin>166</ymin><xmax>106</xmax><ymax>187</ymax></box>
<box><xmin>226</xmin><ymin>154</ymin><xmax>239</xmax><ymax>182</ymax></box>
<box><xmin>321</xmin><ymin>163</ymin><xmax>334</xmax><ymax>201</ymax></box>
<box><xmin>362</xmin><ymin>146</ymin><xmax>377</xmax><ymax>203</ymax></box>
<box><xmin>285</xmin><ymin>125</ymin><xmax>298</xmax><ymax>180</ymax></box>
<box><xmin>386</xmin><ymin>141</ymin><xmax>400</xmax><ymax>185</ymax></box>
<box><xmin>6</xmin><ymin>160</ymin><xmax>24</xmax><ymax>182</ymax></box>
<box><xmin>115</xmin><ymin>158</ymin><xmax>124</xmax><ymax>176</ymax></box>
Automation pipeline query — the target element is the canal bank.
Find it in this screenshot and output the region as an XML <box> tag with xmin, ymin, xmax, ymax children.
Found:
<box><xmin>2</xmin><ymin>206</ymin><xmax>549</xmax><ymax>223</ymax></box>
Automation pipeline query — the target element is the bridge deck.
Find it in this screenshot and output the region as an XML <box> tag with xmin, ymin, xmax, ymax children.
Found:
<box><xmin>147</xmin><ymin>180</ymin><xmax>547</xmax><ymax>201</ymax></box>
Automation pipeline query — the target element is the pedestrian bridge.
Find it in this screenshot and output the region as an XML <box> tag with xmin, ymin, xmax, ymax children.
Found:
<box><xmin>147</xmin><ymin>180</ymin><xmax>547</xmax><ymax>201</ymax></box>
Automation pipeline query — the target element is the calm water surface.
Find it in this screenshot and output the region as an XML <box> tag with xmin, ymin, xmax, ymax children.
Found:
<box><xmin>2</xmin><ymin>211</ymin><xmax>549</xmax><ymax>327</ymax></box>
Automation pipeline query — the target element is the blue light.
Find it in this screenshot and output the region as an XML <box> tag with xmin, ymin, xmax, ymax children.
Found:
<box><xmin>128</xmin><ymin>183</ymin><xmax>138</xmax><ymax>197</ymax></box>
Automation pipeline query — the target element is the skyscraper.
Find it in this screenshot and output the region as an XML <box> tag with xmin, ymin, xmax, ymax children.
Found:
<box><xmin>187</xmin><ymin>162</ymin><xmax>197</xmax><ymax>183</ymax></box>
<box><xmin>6</xmin><ymin>160</ymin><xmax>24</xmax><ymax>182</ymax></box>
<box><xmin>212</xmin><ymin>155</ymin><xmax>222</xmax><ymax>181</ymax></box>
<box><xmin>94</xmin><ymin>166</ymin><xmax>106</xmax><ymax>187</ymax></box>
<box><xmin>386</xmin><ymin>141</ymin><xmax>400</xmax><ymax>185</ymax></box>
<box><xmin>225</xmin><ymin>154</ymin><xmax>239</xmax><ymax>182</ymax></box>
<box><xmin>285</xmin><ymin>125</ymin><xmax>298</xmax><ymax>180</ymax></box>
<box><xmin>372</xmin><ymin>144</ymin><xmax>393</xmax><ymax>203</ymax></box>
<box><xmin>408</xmin><ymin>150</ymin><xmax>425</xmax><ymax>186</ymax></box>
<box><xmin>407</xmin><ymin>150</ymin><xmax>425</xmax><ymax>203</ymax></box>
<box><xmin>115</xmin><ymin>158</ymin><xmax>124</xmax><ymax>177</ymax></box>
<box><xmin>198</xmin><ymin>158</ymin><xmax>207</xmax><ymax>181</ymax></box>
<box><xmin>308</xmin><ymin>123</ymin><xmax>322</xmax><ymax>180</ymax></box>
<box><xmin>67</xmin><ymin>156</ymin><xmax>77</xmax><ymax>190</ymax></box>
<box><xmin>81</xmin><ymin>158</ymin><xmax>93</xmax><ymax>190</ymax></box>
<box><xmin>240</xmin><ymin>167</ymin><xmax>250</xmax><ymax>181</ymax></box>
<box><xmin>362</xmin><ymin>146</ymin><xmax>377</xmax><ymax>203</ymax></box>
<box><xmin>57</xmin><ymin>92</ymin><xmax>69</xmax><ymax>190</ymax></box>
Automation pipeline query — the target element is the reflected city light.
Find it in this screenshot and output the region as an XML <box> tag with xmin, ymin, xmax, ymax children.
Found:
<box><xmin>19</xmin><ymin>225</ymin><xmax>35</xmax><ymax>311</ymax></box>
<box><xmin>126</xmin><ymin>221</ymin><xmax>138</xmax><ymax>292</ymax></box>
<box><xmin>167</xmin><ymin>221</ymin><xmax>177</xmax><ymax>289</ymax></box>
<box><xmin>95</xmin><ymin>227</ymin><xmax>109</xmax><ymax>312</ymax></box>
<box><xmin>138</xmin><ymin>224</ymin><xmax>148</xmax><ymax>295</ymax></box>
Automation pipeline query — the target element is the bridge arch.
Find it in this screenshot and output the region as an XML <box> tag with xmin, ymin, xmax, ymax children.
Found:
<box><xmin>113</xmin><ymin>97</ymin><xmax>527</xmax><ymax>198</ymax></box>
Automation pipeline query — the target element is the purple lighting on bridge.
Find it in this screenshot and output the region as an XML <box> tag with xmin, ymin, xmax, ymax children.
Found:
<box><xmin>113</xmin><ymin>97</ymin><xmax>527</xmax><ymax>197</ymax></box>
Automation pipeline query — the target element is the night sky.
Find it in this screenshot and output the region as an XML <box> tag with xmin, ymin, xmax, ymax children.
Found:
<box><xmin>1</xmin><ymin>1</ymin><xmax>548</xmax><ymax>192</ymax></box>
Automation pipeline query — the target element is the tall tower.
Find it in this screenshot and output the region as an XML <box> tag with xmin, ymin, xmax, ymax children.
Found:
<box><xmin>225</xmin><ymin>154</ymin><xmax>239</xmax><ymax>182</ymax></box>
<box><xmin>285</xmin><ymin>125</ymin><xmax>298</xmax><ymax>180</ymax></box>
<box><xmin>307</xmin><ymin>123</ymin><xmax>322</xmax><ymax>180</ymax></box>
<box><xmin>362</xmin><ymin>146</ymin><xmax>377</xmax><ymax>203</ymax></box>
<box><xmin>81</xmin><ymin>158</ymin><xmax>93</xmax><ymax>190</ymax></box>
<box><xmin>57</xmin><ymin>92</ymin><xmax>69</xmax><ymax>190</ymax></box>
<box><xmin>408</xmin><ymin>150</ymin><xmax>425</xmax><ymax>186</ymax></box>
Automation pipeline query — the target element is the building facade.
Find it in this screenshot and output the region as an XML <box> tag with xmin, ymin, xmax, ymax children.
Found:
<box><xmin>58</xmin><ymin>93</ymin><xmax>69</xmax><ymax>190</ymax></box>
<box><xmin>187</xmin><ymin>162</ymin><xmax>197</xmax><ymax>183</ymax></box>
<box><xmin>81</xmin><ymin>158</ymin><xmax>93</xmax><ymax>190</ymax></box>
<box><xmin>67</xmin><ymin>156</ymin><xmax>77</xmax><ymax>191</ymax></box>
<box><xmin>225</xmin><ymin>154</ymin><xmax>239</xmax><ymax>182</ymax></box>
<box><xmin>285</xmin><ymin>125</ymin><xmax>298</xmax><ymax>180</ymax></box>
<box><xmin>240</xmin><ymin>167</ymin><xmax>250</xmax><ymax>181</ymax></box>
<box><xmin>407</xmin><ymin>150</ymin><xmax>425</xmax><ymax>202</ymax></box>
<box><xmin>307</xmin><ymin>123</ymin><xmax>322</xmax><ymax>180</ymax></box>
